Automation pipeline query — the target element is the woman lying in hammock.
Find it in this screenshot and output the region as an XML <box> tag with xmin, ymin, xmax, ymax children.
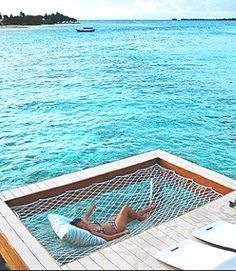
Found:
<box><xmin>70</xmin><ymin>203</ymin><xmax>156</xmax><ymax>241</ymax></box>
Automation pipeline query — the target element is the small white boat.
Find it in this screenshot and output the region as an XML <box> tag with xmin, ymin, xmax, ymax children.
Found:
<box><xmin>76</xmin><ymin>26</ymin><xmax>95</xmax><ymax>32</ymax></box>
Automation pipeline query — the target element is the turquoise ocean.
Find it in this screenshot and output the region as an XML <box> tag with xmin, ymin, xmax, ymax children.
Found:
<box><xmin>0</xmin><ymin>20</ymin><xmax>236</xmax><ymax>192</ymax></box>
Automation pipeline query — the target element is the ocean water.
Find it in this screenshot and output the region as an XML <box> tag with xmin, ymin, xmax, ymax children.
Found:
<box><xmin>0</xmin><ymin>20</ymin><xmax>236</xmax><ymax>191</ymax></box>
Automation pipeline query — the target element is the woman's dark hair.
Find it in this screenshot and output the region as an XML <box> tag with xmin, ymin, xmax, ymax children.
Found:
<box><xmin>70</xmin><ymin>218</ymin><xmax>82</xmax><ymax>227</ymax></box>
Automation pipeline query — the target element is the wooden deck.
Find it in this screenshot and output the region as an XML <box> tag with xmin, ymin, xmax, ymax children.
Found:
<box><xmin>0</xmin><ymin>150</ymin><xmax>236</xmax><ymax>270</ymax></box>
<box><xmin>62</xmin><ymin>190</ymin><xmax>236</xmax><ymax>270</ymax></box>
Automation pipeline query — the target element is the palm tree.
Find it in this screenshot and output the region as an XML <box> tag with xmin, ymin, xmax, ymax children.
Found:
<box><xmin>20</xmin><ymin>11</ymin><xmax>25</xmax><ymax>17</ymax></box>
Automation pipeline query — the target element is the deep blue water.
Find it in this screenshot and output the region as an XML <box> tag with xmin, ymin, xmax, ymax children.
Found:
<box><xmin>0</xmin><ymin>20</ymin><xmax>236</xmax><ymax>191</ymax></box>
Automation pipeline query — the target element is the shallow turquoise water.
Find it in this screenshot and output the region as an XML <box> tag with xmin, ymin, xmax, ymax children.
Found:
<box><xmin>0</xmin><ymin>20</ymin><xmax>236</xmax><ymax>191</ymax></box>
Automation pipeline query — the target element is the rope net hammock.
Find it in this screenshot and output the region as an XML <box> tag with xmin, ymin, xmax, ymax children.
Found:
<box><xmin>12</xmin><ymin>164</ymin><xmax>222</xmax><ymax>266</ymax></box>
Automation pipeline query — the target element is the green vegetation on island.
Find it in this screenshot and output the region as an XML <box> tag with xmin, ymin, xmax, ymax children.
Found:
<box><xmin>0</xmin><ymin>12</ymin><xmax>77</xmax><ymax>26</ymax></box>
<box><xmin>171</xmin><ymin>18</ymin><xmax>236</xmax><ymax>21</ymax></box>
<box><xmin>181</xmin><ymin>18</ymin><xmax>236</xmax><ymax>21</ymax></box>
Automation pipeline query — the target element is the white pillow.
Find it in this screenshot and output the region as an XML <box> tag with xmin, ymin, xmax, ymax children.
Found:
<box><xmin>48</xmin><ymin>214</ymin><xmax>107</xmax><ymax>246</ymax></box>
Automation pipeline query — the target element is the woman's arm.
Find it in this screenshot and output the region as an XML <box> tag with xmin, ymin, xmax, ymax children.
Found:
<box><xmin>83</xmin><ymin>203</ymin><xmax>96</xmax><ymax>221</ymax></box>
<box><xmin>91</xmin><ymin>230</ymin><xmax>130</xmax><ymax>241</ymax></box>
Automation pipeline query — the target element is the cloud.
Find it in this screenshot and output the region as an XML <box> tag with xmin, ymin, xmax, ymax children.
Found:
<box><xmin>126</xmin><ymin>0</ymin><xmax>208</xmax><ymax>18</ymax></box>
<box><xmin>206</xmin><ymin>0</ymin><xmax>236</xmax><ymax>11</ymax></box>
<box><xmin>0</xmin><ymin>0</ymin><xmax>75</xmax><ymax>16</ymax></box>
<box><xmin>169</xmin><ymin>0</ymin><xmax>207</xmax><ymax>12</ymax></box>
<box><xmin>131</xmin><ymin>0</ymin><xmax>160</xmax><ymax>12</ymax></box>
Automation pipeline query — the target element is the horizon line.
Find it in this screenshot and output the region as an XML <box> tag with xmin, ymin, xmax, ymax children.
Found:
<box><xmin>1</xmin><ymin>12</ymin><xmax>236</xmax><ymax>21</ymax></box>
<box><xmin>78</xmin><ymin>18</ymin><xmax>236</xmax><ymax>20</ymax></box>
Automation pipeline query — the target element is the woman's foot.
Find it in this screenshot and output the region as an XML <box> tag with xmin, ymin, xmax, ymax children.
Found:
<box><xmin>139</xmin><ymin>203</ymin><xmax>156</xmax><ymax>221</ymax></box>
<box><xmin>146</xmin><ymin>203</ymin><xmax>157</xmax><ymax>213</ymax></box>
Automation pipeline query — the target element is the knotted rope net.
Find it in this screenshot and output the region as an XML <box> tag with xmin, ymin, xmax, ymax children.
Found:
<box><xmin>12</xmin><ymin>164</ymin><xmax>222</xmax><ymax>266</ymax></box>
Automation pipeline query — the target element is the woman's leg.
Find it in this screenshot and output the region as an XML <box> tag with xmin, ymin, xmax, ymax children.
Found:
<box><xmin>115</xmin><ymin>204</ymin><xmax>156</xmax><ymax>232</ymax></box>
<box><xmin>136</xmin><ymin>203</ymin><xmax>156</xmax><ymax>218</ymax></box>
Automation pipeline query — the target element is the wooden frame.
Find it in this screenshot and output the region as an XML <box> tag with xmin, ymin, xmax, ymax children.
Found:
<box><xmin>0</xmin><ymin>150</ymin><xmax>235</xmax><ymax>270</ymax></box>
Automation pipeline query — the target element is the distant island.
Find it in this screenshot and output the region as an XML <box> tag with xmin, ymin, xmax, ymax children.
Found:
<box><xmin>0</xmin><ymin>12</ymin><xmax>77</xmax><ymax>26</ymax></box>
<box><xmin>172</xmin><ymin>18</ymin><xmax>236</xmax><ymax>21</ymax></box>
<box><xmin>181</xmin><ymin>18</ymin><xmax>236</xmax><ymax>21</ymax></box>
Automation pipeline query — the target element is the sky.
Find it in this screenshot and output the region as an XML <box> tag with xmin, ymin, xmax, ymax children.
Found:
<box><xmin>0</xmin><ymin>0</ymin><xmax>236</xmax><ymax>20</ymax></box>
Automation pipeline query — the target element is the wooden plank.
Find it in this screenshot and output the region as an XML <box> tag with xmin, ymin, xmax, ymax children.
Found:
<box><xmin>120</xmin><ymin>238</ymin><xmax>172</xmax><ymax>270</ymax></box>
<box><xmin>110</xmin><ymin>242</ymin><xmax>152</xmax><ymax>270</ymax></box>
<box><xmin>86</xmin><ymin>192</ymin><xmax>235</xmax><ymax>270</ymax></box>
<box><xmin>5</xmin><ymin>149</ymin><xmax>234</xmax><ymax>210</ymax></box>
<box><xmin>6</xmin><ymin>151</ymin><xmax>158</xmax><ymax>207</ymax></box>
<box><xmin>66</xmin><ymin>260</ymin><xmax>86</xmax><ymax>270</ymax></box>
<box><xmin>127</xmin><ymin>236</ymin><xmax>172</xmax><ymax>270</ymax></box>
<box><xmin>78</xmin><ymin>168</ymin><xmax>100</xmax><ymax>180</ymax></box>
<box><xmin>89</xmin><ymin>165</ymin><xmax>112</xmax><ymax>176</ymax></box>
<box><xmin>142</xmin><ymin>229</ymin><xmax>176</xmax><ymax>247</ymax></box>
<box><xmin>0</xmin><ymin>193</ymin><xmax>6</xmax><ymax>201</ymax></box>
<box><xmin>180</xmin><ymin>213</ymin><xmax>206</xmax><ymax>229</ymax></box>
<box><xmin>158</xmin><ymin>151</ymin><xmax>236</xmax><ymax>189</ymax></box>
<box><xmin>0</xmin><ymin>202</ymin><xmax>61</xmax><ymax>270</ymax></box>
<box><xmin>35</xmin><ymin>181</ymin><xmax>51</xmax><ymax>190</ymax></box>
<box><xmin>227</xmin><ymin>190</ymin><xmax>236</xmax><ymax>199</ymax></box>
<box><xmin>201</xmin><ymin>199</ymin><xmax>236</xmax><ymax>221</ymax></box>
<box><xmin>99</xmin><ymin>246</ymin><xmax>135</xmax><ymax>270</ymax></box>
<box><xmin>150</xmin><ymin>224</ymin><xmax>186</xmax><ymax>244</ymax></box>
<box><xmin>89</xmin><ymin>251</ymin><xmax>119</xmax><ymax>270</ymax></box>
<box><xmin>64</xmin><ymin>172</ymin><xmax>82</xmax><ymax>182</ymax></box>
<box><xmin>18</xmin><ymin>185</ymin><xmax>34</xmax><ymax>196</ymax></box>
<box><xmin>47</xmin><ymin>177</ymin><xmax>66</xmax><ymax>186</ymax></box>
<box><xmin>60</xmin><ymin>264</ymin><xmax>70</xmax><ymax>270</ymax></box>
<box><xmin>56</xmin><ymin>177</ymin><xmax>69</xmax><ymax>185</ymax></box>
<box><xmin>193</xmin><ymin>206</ymin><xmax>219</xmax><ymax>221</ymax></box>
<box><xmin>57</xmin><ymin>174</ymin><xmax>75</xmax><ymax>184</ymax></box>
<box><xmin>9</xmin><ymin>188</ymin><xmax>25</xmax><ymax>198</ymax></box>
<box><xmin>119</xmin><ymin>156</ymin><xmax>145</xmax><ymax>168</ymax></box>
<box><xmin>187</xmin><ymin>209</ymin><xmax>214</xmax><ymax>225</ymax></box>
<box><xmin>78</xmin><ymin>256</ymin><xmax>103</xmax><ymax>270</ymax></box>
<box><xmin>0</xmin><ymin>234</ymin><xmax>28</xmax><ymax>270</ymax></box>
<box><xmin>40</xmin><ymin>178</ymin><xmax>66</xmax><ymax>189</ymax></box>
<box><xmin>129</xmin><ymin>235</ymin><xmax>163</xmax><ymax>259</ymax></box>
<box><xmin>0</xmin><ymin>215</ymin><xmax>44</xmax><ymax>270</ymax></box>
<box><xmin>27</xmin><ymin>183</ymin><xmax>42</xmax><ymax>193</ymax></box>
<box><xmin>0</xmin><ymin>191</ymin><xmax>15</xmax><ymax>201</ymax></box>
<box><xmin>215</xmin><ymin>194</ymin><xmax>236</xmax><ymax>208</ymax></box>
<box><xmin>157</xmin><ymin>219</ymin><xmax>192</xmax><ymax>240</ymax></box>
<box><xmin>158</xmin><ymin>154</ymin><xmax>235</xmax><ymax>194</ymax></box>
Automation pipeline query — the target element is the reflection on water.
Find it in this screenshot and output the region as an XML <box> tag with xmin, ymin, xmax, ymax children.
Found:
<box><xmin>0</xmin><ymin>20</ymin><xmax>236</xmax><ymax>192</ymax></box>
